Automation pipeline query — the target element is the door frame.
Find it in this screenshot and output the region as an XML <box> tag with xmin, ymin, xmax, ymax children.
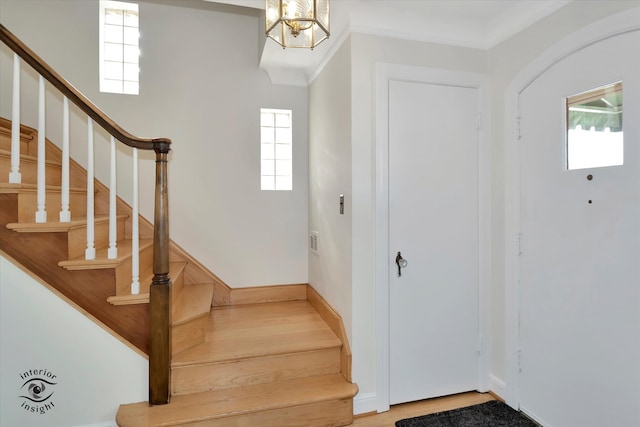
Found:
<box><xmin>374</xmin><ymin>63</ymin><xmax>491</xmax><ymax>413</ymax></box>
<box><xmin>503</xmin><ymin>8</ymin><xmax>640</xmax><ymax>409</ymax></box>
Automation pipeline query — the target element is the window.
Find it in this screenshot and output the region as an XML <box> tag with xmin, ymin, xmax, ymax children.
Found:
<box><xmin>99</xmin><ymin>0</ymin><xmax>139</xmax><ymax>95</ymax></box>
<box><xmin>566</xmin><ymin>82</ymin><xmax>623</xmax><ymax>170</ymax></box>
<box><xmin>260</xmin><ymin>109</ymin><xmax>292</xmax><ymax>191</ymax></box>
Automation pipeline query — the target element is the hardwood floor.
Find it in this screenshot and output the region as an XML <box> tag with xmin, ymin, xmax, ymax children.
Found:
<box><xmin>353</xmin><ymin>392</ymin><xmax>497</xmax><ymax>426</ymax></box>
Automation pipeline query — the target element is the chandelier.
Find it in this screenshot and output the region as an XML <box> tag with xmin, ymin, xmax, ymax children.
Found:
<box><xmin>265</xmin><ymin>0</ymin><xmax>330</xmax><ymax>49</ymax></box>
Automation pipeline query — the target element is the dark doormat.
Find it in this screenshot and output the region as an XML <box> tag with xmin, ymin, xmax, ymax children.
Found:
<box><xmin>396</xmin><ymin>400</ymin><xmax>540</xmax><ymax>427</ymax></box>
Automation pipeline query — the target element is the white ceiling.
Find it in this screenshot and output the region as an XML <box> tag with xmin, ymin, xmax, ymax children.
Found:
<box><xmin>205</xmin><ymin>0</ymin><xmax>571</xmax><ymax>85</ymax></box>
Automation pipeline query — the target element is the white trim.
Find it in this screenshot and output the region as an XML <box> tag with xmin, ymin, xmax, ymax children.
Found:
<box><xmin>353</xmin><ymin>392</ymin><xmax>377</xmax><ymax>415</ymax></box>
<box><xmin>348</xmin><ymin>1</ymin><xmax>570</xmax><ymax>51</ymax></box>
<box><xmin>489</xmin><ymin>374</ymin><xmax>506</xmax><ymax>400</ymax></box>
<box><xmin>70</xmin><ymin>422</ymin><xmax>117</xmax><ymax>427</ymax></box>
<box><xmin>520</xmin><ymin>406</ymin><xmax>553</xmax><ymax>427</ymax></box>
<box><xmin>374</xmin><ymin>63</ymin><xmax>491</xmax><ymax>412</ymax></box>
<box><xmin>503</xmin><ymin>6</ymin><xmax>640</xmax><ymax>409</ymax></box>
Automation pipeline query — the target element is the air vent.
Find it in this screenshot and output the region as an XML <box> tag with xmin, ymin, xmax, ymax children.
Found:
<box><xmin>310</xmin><ymin>231</ymin><xmax>319</xmax><ymax>255</ymax></box>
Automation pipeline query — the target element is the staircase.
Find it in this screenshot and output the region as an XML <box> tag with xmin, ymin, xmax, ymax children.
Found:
<box><xmin>0</xmin><ymin>117</ymin><xmax>358</xmax><ymax>426</ymax></box>
<box><xmin>118</xmin><ymin>298</ymin><xmax>358</xmax><ymax>426</ymax></box>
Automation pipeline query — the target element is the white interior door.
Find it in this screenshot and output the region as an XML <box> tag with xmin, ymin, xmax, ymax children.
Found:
<box><xmin>389</xmin><ymin>79</ymin><xmax>480</xmax><ymax>405</ymax></box>
<box><xmin>519</xmin><ymin>30</ymin><xmax>640</xmax><ymax>426</ymax></box>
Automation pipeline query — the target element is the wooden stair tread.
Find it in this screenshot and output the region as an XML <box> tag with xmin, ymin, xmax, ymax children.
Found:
<box><xmin>116</xmin><ymin>373</ymin><xmax>358</xmax><ymax>427</ymax></box>
<box><xmin>173</xmin><ymin>283</ymin><xmax>214</xmax><ymax>326</ymax></box>
<box><xmin>0</xmin><ymin>148</ymin><xmax>62</xmax><ymax>166</ymax></box>
<box><xmin>0</xmin><ymin>182</ymin><xmax>87</xmax><ymax>193</ymax></box>
<box><xmin>107</xmin><ymin>293</ymin><xmax>150</xmax><ymax>305</ymax></box>
<box><xmin>172</xmin><ymin>300</ymin><xmax>342</xmax><ymax>366</ymax></box>
<box><xmin>58</xmin><ymin>238</ymin><xmax>153</xmax><ymax>269</ymax></box>
<box><xmin>7</xmin><ymin>214</ymin><xmax>127</xmax><ymax>232</ymax></box>
<box><xmin>107</xmin><ymin>262</ymin><xmax>189</xmax><ymax>306</ymax></box>
<box><xmin>0</xmin><ymin>121</ymin><xmax>35</xmax><ymax>147</ymax></box>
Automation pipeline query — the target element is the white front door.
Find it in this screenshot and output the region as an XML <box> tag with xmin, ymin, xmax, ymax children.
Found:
<box><xmin>519</xmin><ymin>30</ymin><xmax>640</xmax><ymax>426</ymax></box>
<box><xmin>388</xmin><ymin>79</ymin><xmax>480</xmax><ymax>404</ymax></box>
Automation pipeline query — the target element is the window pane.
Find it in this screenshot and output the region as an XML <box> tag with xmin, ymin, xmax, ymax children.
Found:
<box><xmin>275</xmin><ymin>113</ymin><xmax>290</xmax><ymax>127</ymax></box>
<box><xmin>567</xmin><ymin>82</ymin><xmax>623</xmax><ymax>170</ymax></box>
<box><xmin>105</xmin><ymin>8</ymin><xmax>123</xmax><ymax>25</ymax></box>
<box><xmin>261</xmin><ymin>112</ymin><xmax>274</xmax><ymax>127</ymax></box>
<box><xmin>104</xmin><ymin>42</ymin><xmax>123</xmax><ymax>61</ymax></box>
<box><xmin>261</xmin><ymin>143</ymin><xmax>275</xmax><ymax>160</ymax></box>
<box><xmin>275</xmin><ymin>143</ymin><xmax>291</xmax><ymax>160</ymax></box>
<box><xmin>101</xmin><ymin>79</ymin><xmax>123</xmax><ymax>94</ymax></box>
<box><xmin>104</xmin><ymin>24</ymin><xmax>123</xmax><ymax>43</ymax></box>
<box><xmin>123</xmin><ymin>45</ymin><xmax>139</xmax><ymax>63</ymax></box>
<box><xmin>275</xmin><ymin>127</ymin><xmax>291</xmax><ymax>143</ymax></box>
<box><xmin>104</xmin><ymin>61</ymin><xmax>123</xmax><ymax>80</ymax></box>
<box><xmin>123</xmin><ymin>62</ymin><xmax>138</xmax><ymax>81</ymax></box>
<box><xmin>123</xmin><ymin>26</ymin><xmax>138</xmax><ymax>45</ymax></box>
<box><xmin>275</xmin><ymin>159</ymin><xmax>291</xmax><ymax>176</ymax></box>
<box><xmin>567</xmin><ymin>127</ymin><xmax>623</xmax><ymax>170</ymax></box>
<box><xmin>261</xmin><ymin>176</ymin><xmax>275</xmax><ymax>190</ymax></box>
<box><xmin>123</xmin><ymin>81</ymin><xmax>139</xmax><ymax>95</ymax></box>
<box><xmin>261</xmin><ymin>160</ymin><xmax>275</xmax><ymax>175</ymax></box>
<box><xmin>261</xmin><ymin>127</ymin><xmax>275</xmax><ymax>143</ymax></box>
<box><xmin>124</xmin><ymin>10</ymin><xmax>138</xmax><ymax>27</ymax></box>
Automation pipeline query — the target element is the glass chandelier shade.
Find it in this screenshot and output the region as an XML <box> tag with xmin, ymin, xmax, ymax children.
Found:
<box><xmin>265</xmin><ymin>0</ymin><xmax>330</xmax><ymax>49</ymax></box>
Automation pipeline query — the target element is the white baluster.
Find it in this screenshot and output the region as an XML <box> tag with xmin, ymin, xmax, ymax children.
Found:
<box><xmin>131</xmin><ymin>148</ymin><xmax>140</xmax><ymax>295</ymax></box>
<box><xmin>9</xmin><ymin>53</ymin><xmax>21</xmax><ymax>184</ymax></box>
<box><xmin>59</xmin><ymin>97</ymin><xmax>71</xmax><ymax>222</ymax></box>
<box><xmin>85</xmin><ymin>118</ymin><xmax>96</xmax><ymax>260</ymax></box>
<box><xmin>35</xmin><ymin>76</ymin><xmax>47</xmax><ymax>223</ymax></box>
<box><xmin>108</xmin><ymin>136</ymin><xmax>118</xmax><ymax>259</ymax></box>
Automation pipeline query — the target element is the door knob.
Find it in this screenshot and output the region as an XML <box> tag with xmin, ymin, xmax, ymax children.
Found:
<box><xmin>395</xmin><ymin>251</ymin><xmax>408</xmax><ymax>277</ymax></box>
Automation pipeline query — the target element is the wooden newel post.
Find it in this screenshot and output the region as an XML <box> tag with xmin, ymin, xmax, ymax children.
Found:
<box><xmin>149</xmin><ymin>143</ymin><xmax>171</xmax><ymax>405</ymax></box>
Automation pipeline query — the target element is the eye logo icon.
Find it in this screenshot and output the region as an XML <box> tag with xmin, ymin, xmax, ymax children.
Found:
<box><xmin>19</xmin><ymin>369</ymin><xmax>58</xmax><ymax>415</ymax></box>
<box><xmin>22</xmin><ymin>379</ymin><xmax>55</xmax><ymax>402</ymax></box>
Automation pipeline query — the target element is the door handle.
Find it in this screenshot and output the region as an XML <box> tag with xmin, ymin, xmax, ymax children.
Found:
<box><xmin>395</xmin><ymin>251</ymin><xmax>408</xmax><ymax>277</ymax></box>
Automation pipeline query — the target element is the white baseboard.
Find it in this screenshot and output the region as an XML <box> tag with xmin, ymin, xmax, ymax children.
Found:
<box><xmin>520</xmin><ymin>405</ymin><xmax>552</xmax><ymax>427</ymax></box>
<box><xmin>489</xmin><ymin>374</ymin><xmax>506</xmax><ymax>400</ymax></box>
<box><xmin>354</xmin><ymin>392</ymin><xmax>378</xmax><ymax>415</ymax></box>
<box><xmin>70</xmin><ymin>422</ymin><xmax>117</xmax><ymax>427</ymax></box>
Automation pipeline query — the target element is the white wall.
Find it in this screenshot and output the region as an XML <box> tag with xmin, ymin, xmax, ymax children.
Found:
<box><xmin>0</xmin><ymin>0</ymin><xmax>309</xmax><ymax>288</ymax></box>
<box><xmin>308</xmin><ymin>39</ymin><xmax>352</xmax><ymax>336</ymax></box>
<box><xmin>0</xmin><ymin>254</ymin><xmax>147</xmax><ymax>427</ymax></box>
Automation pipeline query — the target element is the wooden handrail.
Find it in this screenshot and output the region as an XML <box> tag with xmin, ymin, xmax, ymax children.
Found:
<box><xmin>1</xmin><ymin>22</ymin><xmax>172</xmax><ymax>405</ymax></box>
<box><xmin>0</xmin><ymin>23</ymin><xmax>171</xmax><ymax>151</ymax></box>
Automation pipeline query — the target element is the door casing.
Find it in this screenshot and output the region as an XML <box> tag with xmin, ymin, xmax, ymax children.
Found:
<box><xmin>374</xmin><ymin>63</ymin><xmax>491</xmax><ymax>413</ymax></box>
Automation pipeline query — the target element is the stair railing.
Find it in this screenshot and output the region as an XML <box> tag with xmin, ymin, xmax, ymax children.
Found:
<box><xmin>0</xmin><ymin>23</ymin><xmax>171</xmax><ymax>405</ymax></box>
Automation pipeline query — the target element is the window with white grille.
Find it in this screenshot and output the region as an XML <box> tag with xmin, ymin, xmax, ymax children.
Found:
<box><xmin>260</xmin><ymin>109</ymin><xmax>292</xmax><ymax>191</ymax></box>
<box><xmin>99</xmin><ymin>0</ymin><xmax>139</xmax><ymax>95</ymax></box>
